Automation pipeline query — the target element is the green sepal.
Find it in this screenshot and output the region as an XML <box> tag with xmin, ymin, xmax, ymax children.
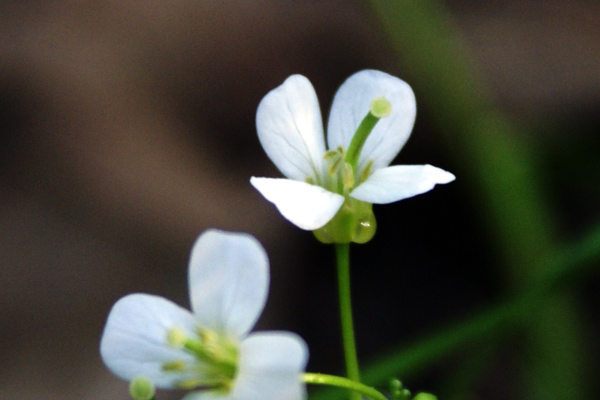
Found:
<box><xmin>313</xmin><ymin>198</ymin><xmax>376</xmax><ymax>244</ymax></box>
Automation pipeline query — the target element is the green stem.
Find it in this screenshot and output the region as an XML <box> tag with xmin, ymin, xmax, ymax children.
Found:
<box><xmin>302</xmin><ymin>373</ymin><xmax>387</xmax><ymax>400</ymax></box>
<box><xmin>335</xmin><ymin>243</ymin><xmax>361</xmax><ymax>400</ymax></box>
<box><xmin>310</xmin><ymin>224</ymin><xmax>600</xmax><ymax>400</ymax></box>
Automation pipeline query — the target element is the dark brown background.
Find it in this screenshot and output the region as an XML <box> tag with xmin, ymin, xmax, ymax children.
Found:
<box><xmin>1</xmin><ymin>1</ymin><xmax>599</xmax><ymax>399</ymax></box>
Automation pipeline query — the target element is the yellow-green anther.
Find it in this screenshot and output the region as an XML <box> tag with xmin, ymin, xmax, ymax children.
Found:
<box><xmin>324</xmin><ymin>149</ymin><xmax>340</xmax><ymax>160</ymax></box>
<box><xmin>167</xmin><ymin>327</ymin><xmax>187</xmax><ymax>348</ymax></box>
<box><xmin>327</xmin><ymin>154</ymin><xmax>343</xmax><ymax>176</ymax></box>
<box><xmin>183</xmin><ymin>338</ymin><xmax>206</xmax><ymax>356</ymax></box>
<box><xmin>358</xmin><ymin>159</ymin><xmax>374</xmax><ymax>183</ymax></box>
<box><xmin>342</xmin><ymin>162</ymin><xmax>355</xmax><ymax>188</ymax></box>
<box><xmin>176</xmin><ymin>378</ymin><xmax>209</xmax><ymax>390</ymax></box>
<box><xmin>176</xmin><ymin>376</ymin><xmax>231</xmax><ymax>390</ymax></box>
<box><xmin>198</xmin><ymin>328</ymin><xmax>218</xmax><ymax>343</ymax></box>
<box><xmin>305</xmin><ymin>176</ymin><xmax>314</xmax><ymax>185</ymax></box>
<box><xmin>369</xmin><ymin>96</ymin><xmax>392</xmax><ymax>118</ymax></box>
<box><xmin>162</xmin><ymin>360</ymin><xmax>187</xmax><ymax>372</ymax></box>
<box><xmin>129</xmin><ymin>376</ymin><xmax>155</xmax><ymax>400</ymax></box>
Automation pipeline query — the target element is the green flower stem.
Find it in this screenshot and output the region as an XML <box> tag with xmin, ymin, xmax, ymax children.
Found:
<box><xmin>335</xmin><ymin>243</ymin><xmax>361</xmax><ymax>400</ymax></box>
<box><xmin>310</xmin><ymin>224</ymin><xmax>600</xmax><ymax>400</ymax></box>
<box><xmin>302</xmin><ymin>373</ymin><xmax>387</xmax><ymax>400</ymax></box>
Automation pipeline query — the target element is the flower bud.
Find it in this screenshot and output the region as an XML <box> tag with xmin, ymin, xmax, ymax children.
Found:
<box><xmin>129</xmin><ymin>376</ymin><xmax>155</xmax><ymax>400</ymax></box>
<box><xmin>413</xmin><ymin>393</ymin><xmax>438</xmax><ymax>400</ymax></box>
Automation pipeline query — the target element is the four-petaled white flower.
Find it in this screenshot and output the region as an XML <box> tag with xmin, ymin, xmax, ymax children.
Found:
<box><xmin>250</xmin><ymin>70</ymin><xmax>455</xmax><ymax>233</ymax></box>
<box><xmin>100</xmin><ymin>230</ymin><xmax>308</xmax><ymax>400</ymax></box>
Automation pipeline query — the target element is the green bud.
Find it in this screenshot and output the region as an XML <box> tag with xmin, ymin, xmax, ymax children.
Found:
<box><xmin>369</xmin><ymin>96</ymin><xmax>392</xmax><ymax>118</ymax></box>
<box><xmin>389</xmin><ymin>379</ymin><xmax>402</xmax><ymax>391</ymax></box>
<box><xmin>313</xmin><ymin>198</ymin><xmax>376</xmax><ymax>244</ymax></box>
<box><xmin>413</xmin><ymin>393</ymin><xmax>437</xmax><ymax>400</ymax></box>
<box><xmin>129</xmin><ymin>376</ymin><xmax>155</xmax><ymax>400</ymax></box>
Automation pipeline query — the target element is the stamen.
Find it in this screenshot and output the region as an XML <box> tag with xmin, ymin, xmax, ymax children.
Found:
<box><xmin>167</xmin><ymin>327</ymin><xmax>187</xmax><ymax>348</ymax></box>
<box><xmin>323</xmin><ymin>149</ymin><xmax>340</xmax><ymax>160</ymax></box>
<box><xmin>341</xmin><ymin>162</ymin><xmax>355</xmax><ymax>188</ymax></box>
<box><xmin>358</xmin><ymin>160</ymin><xmax>374</xmax><ymax>183</ymax></box>
<box><xmin>325</xmin><ymin>150</ymin><xmax>343</xmax><ymax>176</ymax></box>
<box><xmin>162</xmin><ymin>360</ymin><xmax>187</xmax><ymax>372</ymax></box>
<box><xmin>328</xmin><ymin>157</ymin><xmax>342</xmax><ymax>176</ymax></box>
<box><xmin>164</xmin><ymin>326</ymin><xmax>240</xmax><ymax>394</ymax></box>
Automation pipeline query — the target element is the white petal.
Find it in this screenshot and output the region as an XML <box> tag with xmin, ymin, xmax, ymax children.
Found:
<box><xmin>250</xmin><ymin>177</ymin><xmax>344</xmax><ymax>230</ymax></box>
<box><xmin>232</xmin><ymin>332</ymin><xmax>308</xmax><ymax>400</ymax></box>
<box><xmin>189</xmin><ymin>230</ymin><xmax>269</xmax><ymax>337</ymax></box>
<box><xmin>327</xmin><ymin>70</ymin><xmax>416</xmax><ymax>173</ymax></box>
<box><xmin>256</xmin><ymin>75</ymin><xmax>327</xmax><ymax>183</ymax></box>
<box><xmin>100</xmin><ymin>294</ymin><xmax>199</xmax><ymax>388</ymax></box>
<box><xmin>350</xmin><ymin>164</ymin><xmax>455</xmax><ymax>204</ymax></box>
<box><xmin>181</xmin><ymin>391</ymin><xmax>221</xmax><ymax>400</ymax></box>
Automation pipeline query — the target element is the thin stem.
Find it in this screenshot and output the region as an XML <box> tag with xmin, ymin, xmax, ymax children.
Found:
<box><xmin>302</xmin><ymin>373</ymin><xmax>387</xmax><ymax>400</ymax></box>
<box><xmin>335</xmin><ymin>243</ymin><xmax>361</xmax><ymax>400</ymax></box>
<box><xmin>311</xmin><ymin>224</ymin><xmax>600</xmax><ymax>400</ymax></box>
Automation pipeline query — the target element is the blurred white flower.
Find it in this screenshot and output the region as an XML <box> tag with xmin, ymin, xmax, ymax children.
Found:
<box><xmin>100</xmin><ymin>230</ymin><xmax>308</xmax><ymax>400</ymax></box>
<box><xmin>251</xmin><ymin>70</ymin><xmax>455</xmax><ymax>235</ymax></box>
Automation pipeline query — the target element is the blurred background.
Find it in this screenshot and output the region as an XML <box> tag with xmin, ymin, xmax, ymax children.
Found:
<box><xmin>1</xmin><ymin>1</ymin><xmax>599</xmax><ymax>399</ymax></box>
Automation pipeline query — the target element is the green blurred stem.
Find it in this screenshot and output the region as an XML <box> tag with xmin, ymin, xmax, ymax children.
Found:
<box><xmin>335</xmin><ymin>243</ymin><xmax>361</xmax><ymax>400</ymax></box>
<box><xmin>311</xmin><ymin>224</ymin><xmax>600</xmax><ymax>400</ymax></box>
<box><xmin>302</xmin><ymin>373</ymin><xmax>386</xmax><ymax>400</ymax></box>
<box><xmin>365</xmin><ymin>1</ymin><xmax>589</xmax><ymax>398</ymax></box>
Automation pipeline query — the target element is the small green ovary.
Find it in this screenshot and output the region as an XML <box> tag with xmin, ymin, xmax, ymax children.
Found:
<box><xmin>313</xmin><ymin>197</ymin><xmax>376</xmax><ymax>244</ymax></box>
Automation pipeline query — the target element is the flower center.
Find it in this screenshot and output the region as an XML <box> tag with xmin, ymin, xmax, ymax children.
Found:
<box><xmin>164</xmin><ymin>327</ymin><xmax>240</xmax><ymax>393</ymax></box>
<box><xmin>313</xmin><ymin>97</ymin><xmax>391</xmax><ymax>244</ymax></box>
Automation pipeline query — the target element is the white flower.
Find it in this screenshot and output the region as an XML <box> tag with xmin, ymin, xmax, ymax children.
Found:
<box><xmin>100</xmin><ymin>230</ymin><xmax>308</xmax><ymax>400</ymax></box>
<box><xmin>250</xmin><ymin>70</ymin><xmax>455</xmax><ymax>236</ymax></box>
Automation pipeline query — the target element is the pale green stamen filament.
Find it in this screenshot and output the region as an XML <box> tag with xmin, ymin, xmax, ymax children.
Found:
<box><xmin>358</xmin><ymin>159</ymin><xmax>374</xmax><ymax>185</ymax></box>
<box><xmin>341</xmin><ymin>162</ymin><xmax>355</xmax><ymax>189</ymax></box>
<box><xmin>164</xmin><ymin>327</ymin><xmax>239</xmax><ymax>392</ymax></box>
<box><xmin>162</xmin><ymin>360</ymin><xmax>187</xmax><ymax>372</ymax></box>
